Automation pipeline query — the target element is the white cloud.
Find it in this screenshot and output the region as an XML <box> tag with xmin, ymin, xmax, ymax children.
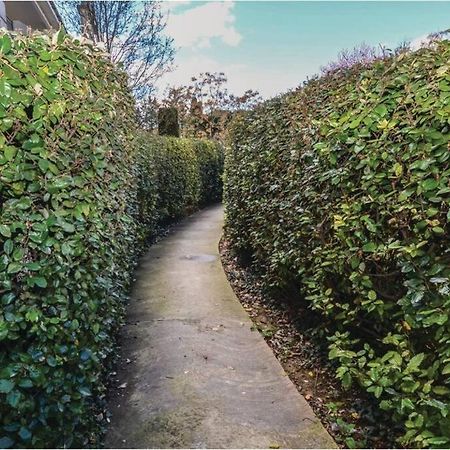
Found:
<box><xmin>158</xmin><ymin>1</ymin><xmax>310</xmax><ymax>99</ymax></box>
<box><xmin>166</xmin><ymin>2</ymin><xmax>241</xmax><ymax>49</ymax></box>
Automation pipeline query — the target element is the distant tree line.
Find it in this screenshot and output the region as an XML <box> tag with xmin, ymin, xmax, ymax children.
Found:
<box><xmin>142</xmin><ymin>72</ymin><xmax>262</xmax><ymax>140</ymax></box>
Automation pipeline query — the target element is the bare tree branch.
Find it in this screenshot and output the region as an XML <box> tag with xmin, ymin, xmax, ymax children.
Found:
<box><xmin>156</xmin><ymin>72</ymin><xmax>262</xmax><ymax>139</ymax></box>
<box><xmin>56</xmin><ymin>1</ymin><xmax>175</xmax><ymax>99</ymax></box>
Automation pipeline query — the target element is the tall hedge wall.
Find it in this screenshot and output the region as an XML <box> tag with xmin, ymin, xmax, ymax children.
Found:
<box><xmin>136</xmin><ymin>135</ymin><xmax>223</xmax><ymax>234</ymax></box>
<box><xmin>225</xmin><ymin>41</ymin><xmax>450</xmax><ymax>447</ymax></box>
<box><xmin>0</xmin><ymin>31</ymin><xmax>223</xmax><ymax>448</ymax></box>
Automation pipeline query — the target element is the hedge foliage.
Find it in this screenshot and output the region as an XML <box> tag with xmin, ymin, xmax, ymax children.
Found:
<box><xmin>0</xmin><ymin>31</ymin><xmax>222</xmax><ymax>448</ymax></box>
<box><xmin>225</xmin><ymin>41</ymin><xmax>450</xmax><ymax>447</ymax></box>
<box><xmin>157</xmin><ymin>107</ymin><xmax>180</xmax><ymax>137</ymax></box>
<box><xmin>136</xmin><ymin>135</ymin><xmax>223</xmax><ymax>234</ymax></box>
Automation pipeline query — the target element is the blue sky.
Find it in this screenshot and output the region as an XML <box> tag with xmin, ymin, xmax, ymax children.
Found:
<box><xmin>160</xmin><ymin>1</ymin><xmax>450</xmax><ymax>98</ymax></box>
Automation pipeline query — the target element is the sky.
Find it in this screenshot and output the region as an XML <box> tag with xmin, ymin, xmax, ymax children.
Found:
<box><xmin>158</xmin><ymin>1</ymin><xmax>450</xmax><ymax>99</ymax></box>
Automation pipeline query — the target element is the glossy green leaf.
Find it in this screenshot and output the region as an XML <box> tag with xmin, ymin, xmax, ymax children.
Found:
<box><xmin>0</xmin><ymin>379</ymin><xmax>14</xmax><ymax>394</ymax></box>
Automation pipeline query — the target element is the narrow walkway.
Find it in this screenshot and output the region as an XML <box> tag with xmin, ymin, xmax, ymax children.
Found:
<box><xmin>106</xmin><ymin>205</ymin><xmax>335</xmax><ymax>449</ymax></box>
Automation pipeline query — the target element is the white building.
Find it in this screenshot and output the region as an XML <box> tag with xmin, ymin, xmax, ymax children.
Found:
<box><xmin>0</xmin><ymin>1</ymin><xmax>61</xmax><ymax>32</ymax></box>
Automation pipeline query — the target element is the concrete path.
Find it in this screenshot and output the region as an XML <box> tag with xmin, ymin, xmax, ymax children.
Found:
<box><xmin>105</xmin><ymin>204</ymin><xmax>335</xmax><ymax>449</ymax></box>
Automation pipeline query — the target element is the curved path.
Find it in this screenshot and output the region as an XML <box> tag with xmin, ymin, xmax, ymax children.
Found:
<box><xmin>106</xmin><ymin>204</ymin><xmax>335</xmax><ymax>449</ymax></box>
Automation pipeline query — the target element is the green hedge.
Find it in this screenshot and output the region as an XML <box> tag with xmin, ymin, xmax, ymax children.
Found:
<box><xmin>225</xmin><ymin>41</ymin><xmax>450</xmax><ymax>447</ymax></box>
<box><xmin>136</xmin><ymin>135</ymin><xmax>223</xmax><ymax>230</ymax></box>
<box><xmin>0</xmin><ymin>31</ymin><xmax>223</xmax><ymax>448</ymax></box>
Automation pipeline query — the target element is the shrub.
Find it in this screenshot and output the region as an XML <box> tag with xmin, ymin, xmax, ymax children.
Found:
<box><xmin>0</xmin><ymin>31</ymin><xmax>223</xmax><ymax>448</ymax></box>
<box><xmin>224</xmin><ymin>41</ymin><xmax>450</xmax><ymax>447</ymax></box>
<box><xmin>193</xmin><ymin>139</ymin><xmax>224</xmax><ymax>206</ymax></box>
<box><xmin>136</xmin><ymin>135</ymin><xmax>223</xmax><ymax>226</ymax></box>
<box><xmin>0</xmin><ymin>30</ymin><xmax>137</xmax><ymax>448</ymax></box>
<box><xmin>157</xmin><ymin>107</ymin><xmax>180</xmax><ymax>137</ymax></box>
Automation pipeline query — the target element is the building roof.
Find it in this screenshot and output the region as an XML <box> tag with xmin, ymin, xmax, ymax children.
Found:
<box><xmin>3</xmin><ymin>1</ymin><xmax>61</xmax><ymax>30</ymax></box>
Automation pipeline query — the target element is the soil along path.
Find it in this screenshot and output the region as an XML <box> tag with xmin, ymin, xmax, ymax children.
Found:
<box><xmin>105</xmin><ymin>204</ymin><xmax>335</xmax><ymax>449</ymax></box>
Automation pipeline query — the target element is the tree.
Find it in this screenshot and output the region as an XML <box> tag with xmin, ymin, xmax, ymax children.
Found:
<box><xmin>136</xmin><ymin>96</ymin><xmax>160</xmax><ymax>132</ymax></box>
<box><xmin>160</xmin><ymin>72</ymin><xmax>261</xmax><ymax>139</ymax></box>
<box><xmin>320</xmin><ymin>42</ymin><xmax>388</xmax><ymax>74</ymax></box>
<box><xmin>185</xmin><ymin>72</ymin><xmax>261</xmax><ymax>113</ymax></box>
<box><xmin>320</xmin><ymin>41</ymin><xmax>415</xmax><ymax>75</ymax></box>
<box><xmin>158</xmin><ymin>107</ymin><xmax>180</xmax><ymax>137</ymax></box>
<box><xmin>56</xmin><ymin>1</ymin><xmax>175</xmax><ymax>98</ymax></box>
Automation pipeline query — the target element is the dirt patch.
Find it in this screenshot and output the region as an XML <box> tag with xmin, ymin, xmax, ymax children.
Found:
<box><xmin>219</xmin><ymin>237</ymin><xmax>403</xmax><ymax>449</ymax></box>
